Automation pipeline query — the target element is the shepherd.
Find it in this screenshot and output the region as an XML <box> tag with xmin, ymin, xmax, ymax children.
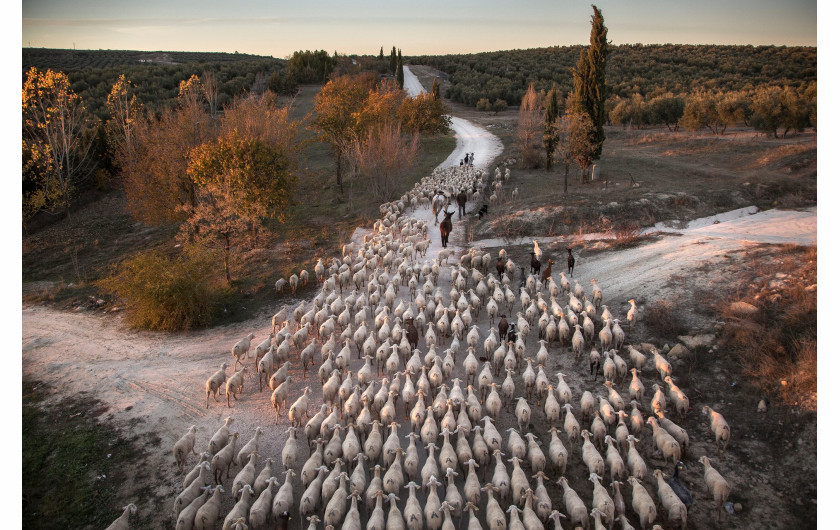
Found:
<box><xmin>456</xmin><ymin>189</ymin><xmax>468</xmax><ymax>219</ymax></box>
<box><xmin>440</xmin><ymin>210</ymin><xmax>454</xmax><ymax>248</ymax></box>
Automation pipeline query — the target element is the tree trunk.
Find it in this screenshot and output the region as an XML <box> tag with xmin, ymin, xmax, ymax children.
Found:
<box><xmin>336</xmin><ymin>153</ymin><xmax>344</xmax><ymax>194</ymax></box>
<box><xmin>223</xmin><ymin>234</ymin><xmax>231</xmax><ymax>285</ymax></box>
<box><xmin>563</xmin><ymin>164</ymin><xmax>569</xmax><ymax>195</ymax></box>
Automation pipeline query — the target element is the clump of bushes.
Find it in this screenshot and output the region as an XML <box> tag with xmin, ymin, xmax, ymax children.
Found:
<box><xmin>642</xmin><ymin>299</ymin><xmax>689</xmax><ymax>339</ymax></box>
<box><xmin>100</xmin><ymin>245</ymin><xmax>221</xmax><ymax>331</ymax></box>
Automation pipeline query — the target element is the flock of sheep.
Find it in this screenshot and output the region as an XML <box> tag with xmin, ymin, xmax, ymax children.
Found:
<box><xmin>109</xmin><ymin>164</ymin><xmax>736</xmax><ymax>529</ymax></box>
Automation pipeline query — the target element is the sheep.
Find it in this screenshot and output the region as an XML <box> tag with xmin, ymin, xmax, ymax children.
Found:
<box><xmin>211</xmin><ymin>432</ymin><xmax>240</xmax><ymax>483</ymax></box>
<box><xmin>300</xmin><ymin>466</ymin><xmax>329</xmax><ymax>525</ymax></box>
<box><xmin>176</xmin><ymin>488</ymin><xmax>208</xmax><ymax>530</ymax></box>
<box><xmin>663</xmin><ymin>376</ymin><xmax>690</xmax><ymax>418</ymax></box>
<box><xmin>547</xmin><ymin>427</ymin><xmax>568</xmax><ymax>475</ymax></box>
<box><xmin>272</xmin><ymin>377</ymin><xmax>293</xmax><ymax>424</ymax></box>
<box><xmin>104</xmin><ymin>503</ymin><xmax>137</xmax><ymax>530</ymax></box>
<box><xmin>206</xmin><ymin>362</ymin><xmax>230</xmax><ymax>408</ymax></box>
<box><xmin>251</xmin><ymin>458</ymin><xmax>274</xmax><ymax>499</ymax></box>
<box><xmin>183</xmin><ymin>452</ymin><xmax>212</xmax><ymax>489</ymax></box>
<box><xmin>280</xmin><ymin>427</ymin><xmax>297</xmax><ymax>469</ymax></box>
<box><xmin>515</xmin><ymin>397</ymin><xmax>531</xmax><ymax>432</ymax></box>
<box><xmin>628</xmin><ymin>346</ymin><xmax>647</xmax><ymax>371</ymax></box>
<box><xmin>626</xmin><ymin>435</ymin><xmax>647</xmax><ymax>480</ymax></box>
<box><xmin>232</xmin><ymin>333</ymin><xmax>256</xmax><ymax>369</ymax></box>
<box><xmin>173</xmin><ymin>425</ymin><xmax>198</xmax><ymax>473</ymax></box>
<box><xmin>702</xmin><ymin>405</ymin><xmax>731</xmax><ymax>454</ymax></box>
<box><xmin>699</xmin><ymin>455</ymin><xmax>732</xmax><ymax>523</ymax></box>
<box><xmin>629</xmin><ymin>368</ymin><xmax>645</xmax><ymax>404</ymax></box>
<box><xmin>611</xmin><ymin>481</ymin><xmax>626</xmax><ymax>518</ymax></box>
<box><xmin>627</xmin><ymin>477</ymin><xmax>657</xmax><ymax>529</ymax></box>
<box><xmin>226</xmin><ymin>366</ymin><xmax>248</xmax><ymax>407</ymax></box>
<box><xmin>403</xmin><ymin>481</ymin><xmax>424</xmax><ymax>530</ymax></box>
<box><xmin>208</xmin><ymin>417</ymin><xmax>235</xmax><ymax>455</ymax></box>
<box><xmin>557</xmin><ymin>477</ymin><xmax>589</xmax><ymax>530</ymax></box>
<box><xmin>604</xmin><ymin>435</ymin><xmax>626</xmax><ymax>482</ymax></box>
<box><xmin>269</xmin><ymin>469</ymin><xmax>295</xmax><ymax>521</ymax></box>
<box><xmin>627</xmin><ymin>299</ymin><xmax>638</xmax><ymax>326</ymax></box>
<box><xmin>589</xmin><ymin>473</ymin><xmax>615</xmax><ymax>530</ymax></box>
<box><xmin>232</xmin><ymin>451</ymin><xmax>259</xmax><ymax>500</ymax></box>
<box><xmin>647</xmin><ymin>416</ymin><xmax>681</xmax><ymax>465</ymax></box>
<box><xmin>175</xmin><ymin>462</ymin><xmax>212</xmax><ymax>518</ymax></box>
<box><xmin>653</xmin><ymin>349</ymin><xmax>672</xmax><ymax>380</ymax></box>
<box><xmin>580</xmin><ymin>430</ymin><xmax>605</xmax><ymax>477</ymax></box>
<box><xmin>237</xmin><ymin>427</ymin><xmax>263</xmax><ymax>468</ymax></box>
<box><xmin>289</xmin><ymin>386</ymin><xmax>312</xmax><ymax>428</ymax></box>
<box><xmin>655</xmin><ymin>411</ymin><xmax>690</xmax><ymax>456</ymax></box>
<box><xmin>194</xmin><ymin>486</ymin><xmax>225</xmax><ymax>530</ymax></box>
<box><xmin>482</xmin><ymin>483</ymin><xmax>506</xmax><ymax>530</ymax></box>
<box><xmin>653</xmin><ymin>469</ymin><xmax>688</xmax><ymax>530</ymax></box>
<box><xmin>563</xmin><ymin>404</ymin><xmax>580</xmax><ymax>445</ymax></box>
<box><xmin>222</xmin><ymin>485</ymin><xmax>255</xmax><ymax>530</ymax></box>
<box><xmin>424</xmin><ymin>476</ymin><xmax>444</xmax><ymax>530</ymax></box>
<box><xmin>650</xmin><ymin>384</ymin><xmax>667</xmax><ymax>415</ymax></box>
<box><xmin>508</xmin><ymin>456</ymin><xmax>529</xmax><ymax>506</ymax></box>
<box><xmin>629</xmin><ymin>400</ymin><xmax>645</xmax><ymax>435</ymax></box>
<box><xmin>249</xmin><ymin>476</ymin><xmax>281</xmax><ymax>530</ymax></box>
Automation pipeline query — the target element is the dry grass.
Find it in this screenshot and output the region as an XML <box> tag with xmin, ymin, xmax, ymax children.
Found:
<box><xmin>716</xmin><ymin>245</ymin><xmax>816</xmax><ymax>409</ymax></box>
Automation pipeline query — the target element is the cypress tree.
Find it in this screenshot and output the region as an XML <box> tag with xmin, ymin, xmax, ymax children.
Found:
<box><xmin>571</xmin><ymin>5</ymin><xmax>610</xmax><ymax>162</ymax></box>
<box><xmin>431</xmin><ymin>77</ymin><xmax>441</xmax><ymax>100</ymax></box>
<box><xmin>543</xmin><ymin>86</ymin><xmax>560</xmax><ymax>170</ymax></box>
<box><xmin>389</xmin><ymin>46</ymin><xmax>397</xmax><ymax>75</ymax></box>
<box><xmin>379</xmin><ymin>46</ymin><xmax>384</xmax><ymax>61</ymax></box>
<box><xmin>396</xmin><ymin>51</ymin><xmax>404</xmax><ymax>89</ymax></box>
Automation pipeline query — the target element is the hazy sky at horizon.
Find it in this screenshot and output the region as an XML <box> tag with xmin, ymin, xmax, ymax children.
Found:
<box><xmin>22</xmin><ymin>0</ymin><xmax>816</xmax><ymax>56</ymax></box>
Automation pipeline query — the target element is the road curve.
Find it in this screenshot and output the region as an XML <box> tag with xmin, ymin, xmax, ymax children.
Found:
<box><xmin>403</xmin><ymin>65</ymin><xmax>503</xmax><ymax>171</ymax></box>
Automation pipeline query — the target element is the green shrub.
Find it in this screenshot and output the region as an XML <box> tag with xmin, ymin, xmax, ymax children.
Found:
<box><xmin>100</xmin><ymin>245</ymin><xmax>221</xmax><ymax>330</ymax></box>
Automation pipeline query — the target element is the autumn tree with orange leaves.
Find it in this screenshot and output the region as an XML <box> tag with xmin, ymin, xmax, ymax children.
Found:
<box><xmin>22</xmin><ymin>67</ymin><xmax>97</xmax><ymax>220</ymax></box>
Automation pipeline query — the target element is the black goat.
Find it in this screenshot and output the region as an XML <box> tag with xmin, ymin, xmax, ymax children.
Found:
<box><xmin>530</xmin><ymin>251</ymin><xmax>541</xmax><ymax>275</ymax></box>
<box><xmin>567</xmin><ymin>247</ymin><xmax>576</xmax><ymax>276</ymax></box>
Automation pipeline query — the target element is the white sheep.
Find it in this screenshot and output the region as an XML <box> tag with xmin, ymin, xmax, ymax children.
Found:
<box><xmin>222</xmin><ymin>485</ymin><xmax>255</xmax><ymax>530</ymax></box>
<box><xmin>237</xmin><ymin>427</ymin><xmax>264</xmax><ymax>468</ymax></box>
<box><xmin>194</xmin><ymin>485</ymin><xmax>225</xmax><ymax>530</ymax></box>
<box><xmin>249</xmin><ymin>476</ymin><xmax>281</xmax><ymax>529</ymax></box>
<box><xmin>211</xmin><ymin>432</ymin><xmax>240</xmax><ymax>483</ymax></box>
<box><xmin>105</xmin><ymin>503</ymin><xmax>137</xmax><ymax>530</ymax></box>
<box><xmin>289</xmin><ymin>386</ymin><xmax>312</xmax><ymax>427</ymax></box>
<box><xmin>699</xmin><ymin>455</ymin><xmax>732</xmax><ymax>523</ymax></box>
<box><xmin>173</xmin><ymin>425</ymin><xmax>198</xmax><ymax>474</ymax></box>
<box><xmin>226</xmin><ymin>366</ymin><xmax>248</xmax><ymax>407</ymax></box>
<box><xmin>174</xmin><ymin>462</ymin><xmax>212</xmax><ymax>518</ymax></box>
<box><xmin>627</xmin><ymin>477</ymin><xmax>657</xmax><ymax>529</ymax></box>
<box><xmin>653</xmin><ymin>469</ymin><xmax>688</xmax><ymax>530</ymax></box>
<box><xmin>208</xmin><ymin>417</ymin><xmax>234</xmax><ymax>455</ymax></box>
<box><xmin>232</xmin><ymin>333</ymin><xmax>256</xmax><ymax>369</ymax></box>
<box><xmin>205</xmin><ymin>362</ymin><xmax>229</xmax><ymax>408</ymax></box>
<box><xmin>176</xmin><ymin>489</ymin><xmax>208</xmax><ymax>530</ymax></box>
<box><xmin>702</xmin><ymin>405</ymin><xmax>731</xmax><ymax>454</ymax></box>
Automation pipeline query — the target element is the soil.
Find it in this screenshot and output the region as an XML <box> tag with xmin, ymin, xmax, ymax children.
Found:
<box><xmin>21</xmin><ymin>66</ymin><xmax>817</xmax><ymax>529</ymax></box>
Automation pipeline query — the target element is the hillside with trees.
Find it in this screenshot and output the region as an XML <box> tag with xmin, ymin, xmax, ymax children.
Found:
<box><xmin>410</xmin><ymin>44</ymin><xmax>816</xmax><ymax>106</ymax></box>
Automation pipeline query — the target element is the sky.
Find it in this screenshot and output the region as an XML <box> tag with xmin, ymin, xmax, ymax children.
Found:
<box><xmin>21</xmin><ymin>0</ymin><xmax>816</xmax><ymax>57</ymax></box>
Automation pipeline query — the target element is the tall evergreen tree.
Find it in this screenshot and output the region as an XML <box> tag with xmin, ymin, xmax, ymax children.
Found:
<box><xmin>431</xmin><ymin>77</ymin><xmax>441</xmax><ymax>100</ymax></box>
<box><xmin>543</xmin><ymin>86</ymin><xmax>561</xmax><ymax>170</ymax></box>
<box><xmin>571</xmin><ymin>5</ymin><xmax>610</xmax><ymax>163</ymax></box>
<box><xmin>397</xmin><ymin>51</ymin><xmax>404</xmax><ymax>89</ymax></box>
<box><xmin>379</xmin><ymin>46</ymin><xmax>384</xmax><ymax>61</ymax></box>
<box><xmin>389</xmin><ymin>47</ymin><xmax>397</xmax><ymax>75</ymax></box>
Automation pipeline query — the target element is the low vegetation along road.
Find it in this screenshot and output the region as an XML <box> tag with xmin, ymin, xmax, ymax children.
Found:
<box><xmin>22</xmin><ymin>70</ymin><xmax>816</xmax><ymax>528</ymax></box>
